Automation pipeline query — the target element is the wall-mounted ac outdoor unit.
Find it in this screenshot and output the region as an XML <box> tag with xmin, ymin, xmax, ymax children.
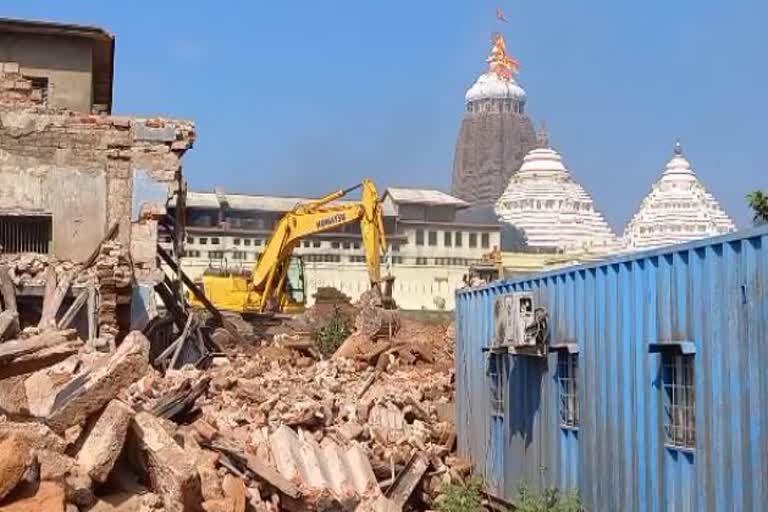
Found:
<box><xmin>493</xmin><ymin>292</ymin><xmax>538</xmax><ymax>348</ymax></box>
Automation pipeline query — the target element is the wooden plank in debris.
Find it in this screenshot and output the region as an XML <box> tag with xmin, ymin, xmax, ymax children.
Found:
<box><xmin>148</xmin><ymin>376</ymin><xmax>211</xmax><ymax>421</ymax></box>
<box><xmin>87</xmin><ymin>284</ymin><xmax>97</xmax><ymax>344</ymax></box>
<box><xmin>385</xmin><ymin>453</ymin><xmax>429</xmax><ymax>508</ymax></box>
<box><xmin>202</xmin><ymin>440</ymin><xmax>302</xmax><ymax>500</ymax></box>
<box><xmin>58</xmin><ymin>282</ymin><xmax>92</xmax><ymax>330</ymax></box>
<box><xmin>0</xmin><ymin>310</ymin><xmax>19</xmax><ymax>342</ymax></box>
<box><xmin>39</xmin><ymin>271</ymin><xmax>74</xmax><ymax>329</ymax></box>
<box><xmin>38</xmin><ymin>267</ymin><xmax>57</xmax><ymax>326</ymax></box>
<box><xmin>0</xmin><ymin>265</ymin><xmax>17</xmax><ymax>313</ymax></box>
<box><xmin>156</xmin><ymin>244</ymin><xmax>223</xmax><ymax>324</ymax></box>
<box><xmin>0</xmin><ymin>330</ymin><xmax>81</xmax><ymax>380</ymax></box>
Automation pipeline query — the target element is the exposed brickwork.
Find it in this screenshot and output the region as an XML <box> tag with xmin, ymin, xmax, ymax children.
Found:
<box><xmin>0</xmin><ymin>62</ymin><xmax>46</xmax><ymax>108</ymax></box>
<box><xmin>0</xmin><ymin>65</ymin><xmax>195</xmax><ymax>265</ymax></box>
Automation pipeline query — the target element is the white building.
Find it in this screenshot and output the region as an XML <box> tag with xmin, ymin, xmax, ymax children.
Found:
<box><xmin>623</xmin><ymin>141</ymin><xmax>735</xmax><ymax>251</ymax></box>
<box><xmin>168</xmin><ymin>187</ymin><xmax>500</xmax><ymax>311</ymax></box>
<box><xmin>494</xmin><ymin>129</ymin><xmax>619</xmax><ymax>255</ymax></box>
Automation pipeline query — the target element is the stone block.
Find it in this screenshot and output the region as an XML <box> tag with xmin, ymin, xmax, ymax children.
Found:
<box><xmin>2</xmin><ymin>62</ymin><xmax>20</xmax><ymax>74</ymax></box>
<box><xmin>131</xmin><ymin>412</ymin><xmax>202</xmax><ymax>512</ymax></box>
<box><xmin>0</xmin><ymin>420</ymin><xmax>67</xmax><ymax>453</ymax></box>
<box><xmin>0</xmin><ymin>434</ymin><xmax>30</xmax><ymax>501</ymax></box>
<box><xmin>76</xmin><ymin>399</ymin><xmax>135</xmax><ymax>483</ymax></box>
<box><xmin>47</xmin><ymin>331</ymin><xmax>149</xmax><ymax>434</ymax></box>
<box><xmin>0</xmin><ymin>482</ymin><xmax>65</xmax><ymax>512</ymax></box>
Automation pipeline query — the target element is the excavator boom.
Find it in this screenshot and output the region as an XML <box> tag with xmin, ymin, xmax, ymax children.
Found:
<box><xmin>192</xmin><ymin>179</ymin><xmax>392</xmax><ymax>315</ymax></box>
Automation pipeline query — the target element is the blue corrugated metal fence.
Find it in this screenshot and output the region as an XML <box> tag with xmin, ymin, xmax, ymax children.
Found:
<box><xmin>455</xmin><ymin>227</ymin><xmax>768</xmax><ymax>512</ymax></box>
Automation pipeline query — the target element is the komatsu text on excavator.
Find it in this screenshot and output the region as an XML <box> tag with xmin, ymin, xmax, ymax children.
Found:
<box><xmin>189</xmin><ymin>179</ymin><xmax>394</xmax><ymax>316</ymax></box>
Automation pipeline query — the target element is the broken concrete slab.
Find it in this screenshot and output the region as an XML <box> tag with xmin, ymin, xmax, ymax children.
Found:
<box><xmin>0</xmin><ymin>310</ymin><xmax>19</xmax><ymax>341</ymax></box>
<box><xmin>131</xmin><ymin>411</ymin><xmax>202</xmax><ymax>512</ymax></box>
<box><xmin>76</xmin><ymin>399</ymin><xmax>135</xmax><ymax>483</ymax></box>
<box><xmin>385</xmin><ymin>453</ymin><xmax>429</xmax><ymax>508</ymax></box>
<box><xmin>47</xmin><ymin>331</ymin><xmax>149</xmax><ymax>434</ymax></box>
<box><xmin>0</xmin><ymin>420</ymin><xmax>67</xmax><ymax>453</ymax></box>
<box><xmin>0</xmin><ymin>434</ymin><xmax>30</xmax><ymax>501</ymax></box>
<box><xmin>0</xmin><ymin>481</ymin><xmax>65</xmax><ymax>512</ymax></box>
<box><xmin>0</xmin><ymin>330</ymin><xmax>81</xmax><ymax>380</ymax></box>
<box><xmin>24</xmin><ymin>356</ymin><xmax>80</xmax><ymax>417</ymax></box>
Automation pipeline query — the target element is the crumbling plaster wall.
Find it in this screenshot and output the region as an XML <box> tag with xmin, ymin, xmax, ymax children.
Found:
<box><xmin>0</xmin><ymin>69</ymin><xmax>194</xmax><ymax>264</ymax></box>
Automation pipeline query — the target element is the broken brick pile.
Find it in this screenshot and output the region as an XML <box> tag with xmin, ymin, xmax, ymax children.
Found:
<box><xmin>0</xmin><ymin>297</ymin><xmax>468</xmax><ymax>511</ymax></box>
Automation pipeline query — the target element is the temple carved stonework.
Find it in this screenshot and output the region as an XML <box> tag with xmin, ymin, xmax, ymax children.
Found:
<box><xmin>622</xmin><ymin>140</ymin><xmax>735</xmax><ymax>251</ymax></box>
<box><xmin>451</xmin><ymin>34</ymin><xmax>536</xmax><ymax>206</ymax></box>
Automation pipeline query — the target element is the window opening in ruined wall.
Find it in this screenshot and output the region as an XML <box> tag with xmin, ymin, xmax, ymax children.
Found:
<box><xmin>24</xmin><ymin>76</ymin><xmax>49</xmax><ymax>105</ymax></box>
<box><xmin>558</xmin><ymin>352</ymin><xmax>579</xmax><ymax>428</ymax></box>
<box><xmin>0</xmin><ymin>215</ymin><xmax>52</xmax><ymax>254</ymax></box>
<box><xmin>663</xmin><ymin>353</ymin><xmax>695</xmax><ymax>450</ymax></box>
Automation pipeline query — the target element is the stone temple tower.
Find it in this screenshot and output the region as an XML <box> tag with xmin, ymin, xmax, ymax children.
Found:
<box><xmin>451</xmin><ymin>34</ymin><xmax>537</xmax><ymax>206</ymax></box>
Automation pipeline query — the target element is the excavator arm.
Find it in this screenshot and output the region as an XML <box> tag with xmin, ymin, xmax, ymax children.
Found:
<box><xmin>249</xmin><ymin>179</ymin><xmax>389</xmax><ymax>312</ymax></box>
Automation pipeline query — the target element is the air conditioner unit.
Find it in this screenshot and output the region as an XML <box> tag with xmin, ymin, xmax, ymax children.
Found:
<box><xmin>493</xmin><ymin>292</ymin><xmax>538</xmax><ymax>347</ymax></box>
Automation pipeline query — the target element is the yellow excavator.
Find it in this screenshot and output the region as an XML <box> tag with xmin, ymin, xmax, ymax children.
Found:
<box><xmin>189</xmin><ymin>179</ymin><xmax>394</xmax><ymax>316</ymax></box>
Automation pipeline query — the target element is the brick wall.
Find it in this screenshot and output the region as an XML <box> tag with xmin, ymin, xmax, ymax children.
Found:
<box><xmin>0</xmin><ymin>65</ymin><xmax>195</xmax><ymax>270</ymax></box>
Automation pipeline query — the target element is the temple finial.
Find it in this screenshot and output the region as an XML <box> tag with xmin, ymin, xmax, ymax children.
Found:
<box><xmin>673</xmin><ymin>137</ymin><xmax>683</xmax><ymax>156</ymax></box>
<box><xmin>536</xmin><ymin>121</ymin><xmax>548</xmax><ymax>148</ymax></box>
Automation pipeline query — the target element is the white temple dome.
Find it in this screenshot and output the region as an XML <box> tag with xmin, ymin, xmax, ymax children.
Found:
<box><xmin>465</xmin><ymin>72</ymin><xmax>527</xmax><ymax>103</ymax></box>
<box><xmin>495</xmin><ymin>130</ymin><xmax>619</xmax><ymax>254</ymax></box>
<box><xmin>622</xmin><ymin>140</ymin><xmax>736</xmax><ymax>251</ymax></box>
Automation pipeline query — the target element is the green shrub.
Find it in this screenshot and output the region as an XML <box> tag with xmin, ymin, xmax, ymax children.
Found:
<box><xmin>437</xmin><ymin>477</ymin><xmax>486</xmax><ymax>512</ymax></box>
<box><xmin>312</xmin><ymin>306</ymin><xmax>352</xmax><ymax>356</ymax></box>
<box><xmin>512</xmin><ymin>483</ymin><xmax>585</xmax><ymax>512</ymax></box>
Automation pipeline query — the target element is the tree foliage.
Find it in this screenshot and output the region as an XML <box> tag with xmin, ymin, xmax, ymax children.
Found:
<box><xmin>747</xmin><ymin>191</ymin><xmax>768</xmax><ymax>225</ymax></box>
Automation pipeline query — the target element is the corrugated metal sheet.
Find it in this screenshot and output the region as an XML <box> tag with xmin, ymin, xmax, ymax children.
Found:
<box><xmin>455</xmin><ymin>227</ymin><xmax>768</xmax><ymax>512</ymax></box>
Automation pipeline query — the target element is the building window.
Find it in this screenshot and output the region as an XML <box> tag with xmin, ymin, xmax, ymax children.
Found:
<box><xmin>415</xmin><ymin>229</ymin><xmax>424</xmax><ymax>246</ymax></box>
<box><xmin>199</xmin><ymin>237</ymin><xmax>208</xmax><ymax>245</ymax></box>
<box><xmin>455</xmin><ymin>232</ymin><xmax>463</xmax><ymax>247</ymax></box>
<box><xmin>342</xmin><ymin>242</ymin><xmax>351</xmax><ymax>250</ymax></box>
<box><xmin>254</xmin><ymin>239</ymin><xmax>262</xmax><ymax>246</ymax></box>
<box><xmin>488</xmin><ymin>354</ymin><xmax>506</xmax><ymax>417</ymax></box>
<box><xmin>183</xmin><ymin>250</ymin><xmax>201</xmax><ymax>258</ymax></box>
<box><xmin>209</xmin><ymin>250</ymin><xmax>224</xmax><ymax>259</ymax></box>
<box><xmin>186</xmin><ymin>236</ymin><xmax>195</xmax><ymax>244</ymax></box>
<box><xmin>392</xmin><ymin>256</ymin><xmax>403</xmax><ymax>265</ymax></box>
<box><xmin>233</xmin><ymin>238</ymin><xmax>241</xmax><ymax>246</ymax></box>
<box><xmin>558</xmin><ymin>352</ymin><xmax>579</xmax><ymax>428</ymax></box>
<box><xmin>353</xmin><ymin>242</ymin><xmax>360</xmax><ymax>250</ymax></box>
<box><xmin>211</xmin><ymin>237</ymin><xmax>220</xmax><ymax>245</ymax></box>
<box><xmin>428</xmin><ymin>231</ymin><xmax>437</xmax><ymax>246</ymax></box>
<box><xmin>350</xmin><ymin>255</ymin><xmax>366</xmax><ymax>263</ymax></box>
<box><xmin>663</xmin><ymin>354</ymin><xmax>695</xmax><ymax>449</ymax></box>
<box><xmin>24</xmin><ymin>76</ymin><xmax>49</xmax><ymax>104</ymax></box>
<box><xmin>444</xmin><ymin>232</ymin><xmax>452</xmax><ymax>247</ymax></box>
<box><xmin>232</xmin><ymin>251</ymin><xmax>246</xmax><ymax>260</ymax></box>
<box><xmin>303</xmin><ymin>240</ymin><xmax>310</xmax><ymax>248</ymax></box>
<box><xmin>415</xmin><ymin>257</ymin><xmax>429</xmax><ymax>265</ymax></box>
<box><xmin>469</xmin><ymin>233</ymin><xmax>478</xmax><ymax>248</ymax></box>
<box><xmin>244</xmin><ymin>239</ymin><xmax>252</xmax><ymax>246</ymax></box>
<box><xmin>391</xmin><ymin>243</ymin><xmax>400</xmax><ymax>252</ymax></box>
<box><xmin>0</xmin><ymin>215</ymin><xmax>52</xmax><ymax>254</ymax></box>
<box><xmin>481</xmin><ymin>233</ymin><xmax>490</xmax><ymax>249</ymax></box>
<box><xmin>313</xmin><ymin>240</ymin><xmax>321</xmax><ymax>248</ymax></box>
<box><xmin>331</xmin><ymin>241</ymin><xmax>340</xmax><ymax>249</ymax></box>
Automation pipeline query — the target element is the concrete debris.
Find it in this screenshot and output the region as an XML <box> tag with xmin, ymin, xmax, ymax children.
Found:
<box><xmin>131</xmin><ymin>411</ymin><xmax>203</xmax><ymax>512</ymax></box>
<box><xmin>0</xmin><ymin>434</ymin><xmax>31</xmax><ymax>501</ymax></box>
<box><xmin>76</xmin><ymin>399</ymin><xmax>135</xmax><ymax>483</ymax></box>
<box><xmin>0</xmin><ymin>481</ymin><xmax>66</xmax><ymax>512</ymax></box>
<box><xmin>0</xmin><ymin>271</ymin><xmax>459</xmax><ymax>511</ymax></box>
<box><xmin>47</xmin><ymin>331</ymin><xmax>149</xmax><ymax>434</ymax></box>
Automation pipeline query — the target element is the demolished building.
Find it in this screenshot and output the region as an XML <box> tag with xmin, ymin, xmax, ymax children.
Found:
<box><xmin>0</xmin><ymin>17</ymin><xmax>194</xmax><ymax>342</ymax></box>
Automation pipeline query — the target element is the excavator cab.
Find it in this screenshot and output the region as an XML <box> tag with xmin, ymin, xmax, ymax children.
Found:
<box><xmin>281</xmin><ymin>256</ymin><xmax>306</xmax><ymax>314</ymax></box>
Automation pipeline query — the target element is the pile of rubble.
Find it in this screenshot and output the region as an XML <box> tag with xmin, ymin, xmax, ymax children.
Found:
<box><xmin>0</xmin><ymin>309</ymin><xmax>466</xmax><ymax>511</ymax></box>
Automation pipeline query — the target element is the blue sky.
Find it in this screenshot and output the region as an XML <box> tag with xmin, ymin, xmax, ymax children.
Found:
<box><xmin>4</xmin><ymin>1</ymin><xmax>766</xmax><ymax>228</ymax></box>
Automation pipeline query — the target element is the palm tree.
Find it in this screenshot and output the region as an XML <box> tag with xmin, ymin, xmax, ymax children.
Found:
<box><xmin>747</xmin><ymin>191</ymin><xmax>768</xmax><ymax>225</ymax></box>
